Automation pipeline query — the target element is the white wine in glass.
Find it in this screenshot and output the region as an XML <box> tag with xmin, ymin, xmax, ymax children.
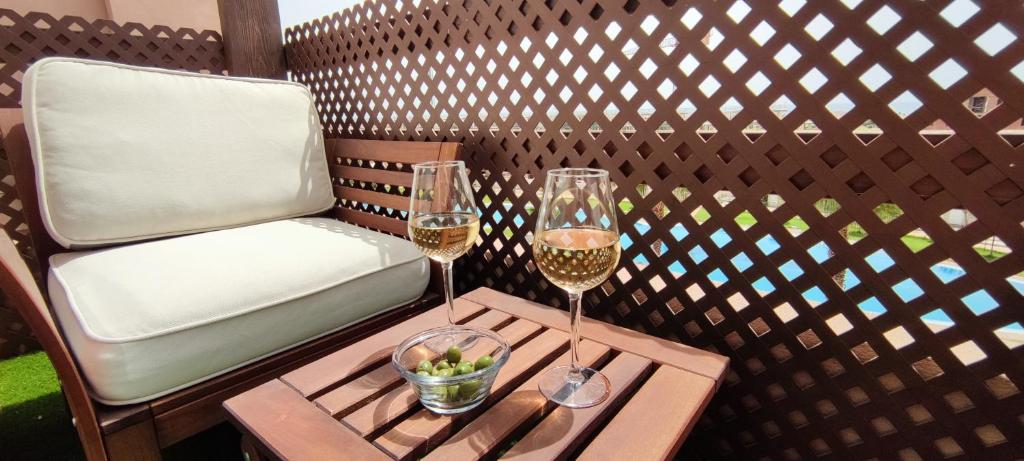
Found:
<box><xmin>410</xmin><ymin>212</ymin><xmax>480</xmax><ymax>262</ymax></box>
<box><xmin>409</xmin><ymin>161</ymin><xmax>480</xmax><ymax>352</ymax></box>
<box><xmin>532</xmin><ymin>168</ymin><xmax>620</xmax><ymax>408</ymax></box>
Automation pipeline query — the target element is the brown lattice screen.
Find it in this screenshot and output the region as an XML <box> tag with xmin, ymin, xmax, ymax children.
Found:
<box><xmin>0</xmin><ymin>9</ymin><xmax>226</xmax><ymax>108</ymax></box>
<box><xmin>0</xmin><ymin>9</ymin><xmax>226</xmax><ymax>357</ymax></box>
<box><xmin>286</xmin><ymin>0</ymin><xmax>1024</xmax><ymax>458</ymax></box>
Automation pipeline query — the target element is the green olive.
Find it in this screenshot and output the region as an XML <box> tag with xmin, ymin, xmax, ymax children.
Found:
<box><xmin>446</xmin><ymin>346</ymin><xmax>462</xmax><ymax>365</ymax></box>
<box><xmin>474</xmin><ymin>355</ymin><xmax>494</xmax><ymax>370</ymax></box>
<box><xmin>435</xmin><ymin>368</ymin><xmax>454</xmax><ymax>378</ymax></box>
<box><xmin>416</xmin><ymin>360</ymin><xmax>433</xmax><ymax>373</ymax></box>
<box><xmin>447</xmin><ymin>385</ymin><xmax>461</xmax><ymax>401</ymax></box>
<box><xmin>458</xmin><ymin>379</ymin><xmax>481</xmax><ymax>399</ymax></box>
<box><xmin>434</xmin><ymin>360</ymin><xmax>451</xmax><ymax>370</ymax></box>
<box><xmin>455</xmin><ymin>363</ymin><xmax>475</xmax><ymax>376</ymax></box>
<box><xmin>416</xmin><ymin>370</ymin><xmax>431</xmax><ymax>377</ymax></box>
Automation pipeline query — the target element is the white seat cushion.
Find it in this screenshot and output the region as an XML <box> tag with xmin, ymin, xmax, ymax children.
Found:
<box><xmin>22</xmin><ymin>57</ymin><xmax>335</xmax><ymax>248</ymax></box>
<box><xmin>47</xmin><ymin>218</ymin><xmax>429</xmax><ymax>404</ymax></box>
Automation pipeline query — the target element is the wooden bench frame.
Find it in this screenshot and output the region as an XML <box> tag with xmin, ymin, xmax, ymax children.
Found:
<box><xmin>0</xmin><ymin>119</ymin><xmax>462</xmax><ymax>460</ymax></box>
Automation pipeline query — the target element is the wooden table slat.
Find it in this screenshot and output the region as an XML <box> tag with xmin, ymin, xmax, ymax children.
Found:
<box><xmin>376</xmin><ymin>338</ymin><xmax>610</xmax><ymax>461</ymax></box>
<box><xmin>500</xmin><ymin>352</ymin><xmax>653</xmax><ymax>461</ymax></box>
<box><xmin>423</xmin><ymin>343</ymin><xmax>633</xmax><ymax>461</ymax></box>
<box><xmin>282</xmin><ymin>299</ymin><xmax>484</xmax><ymax>397</ymax></box>
<box><xmin>342</xmin><ymin>318</ymin><xmax>545</xmax><ymax>437</ymax></box>
<box><xmin>223</xmin><ymin>380</ymin><xmax>391</xmax><ymax>461</ymax></box>
<box><xmin>462</xmin><ymin>287</ymin><xmax>729</xmax><ymax>386</ymax></box>
<box><xmin>576</xmin><ymin>365</ymin><xmax>716</xmax><ymax>461</ymax></box>
<box><xmin>314</xmin><ymin>309</ymin><xmax>512</xmax><ymax>416</ymax></box>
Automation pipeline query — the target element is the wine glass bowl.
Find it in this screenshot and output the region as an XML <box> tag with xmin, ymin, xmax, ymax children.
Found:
<box><xmin>532</xmin><ymin>168</ymin><xmax>620</xmax><ymax>408</ymax></box>
<box><xmin>409</xmin><ymin>160</ymin><xmax>480</xmax><ymax>352</ymax></box>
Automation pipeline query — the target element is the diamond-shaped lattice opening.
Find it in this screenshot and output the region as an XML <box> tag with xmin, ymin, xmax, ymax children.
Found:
<box><xmin>690</xmin><ymin>205</ymin><xmax>709</xmax><ymax>225</ymax></box>
<box><xmin>726</xmin><ymin>292</ymin><xmax>748</xmax><ymax>312</ymax></box>
<box><xmin>877</xmin><ymin>373</ymin><xmax>905</xmax><ymax>394</ymax></box>
<box><xmin>859</xmin><ymin>64</ymin><xmax>892</xmax><ymax>91</ymax></box>
<box><xmin>783</xmin><ymin>215</ymin><xmax>807</xmax><ymax>236</ymax></box>
<box><xmin>789</xmin><ymin>168</ymin><xmax>814</xmax><ymax>189</ymax></box>
<box><xmin>870</xmin><ymin>417</ymin><xmax>897</xmax><ymax>436</ymax></box>
<box><xmin>867</xmin><ymin>5</ymin><xmax>901</xmax><ymax>34</ymax></box>
<box><xmin>974</xmin><ymin>424</ymin><xmax>1008</xmax><ymax>448</ymax></box>
<box><xmin>974</xmin><ymin>236</ymin><xmax>1011</xmax><ymax>262</ymax></box>
<box><xmin>941</xmin><ymin>0</ymin><xmax>979</xmax><ymax>27</ymax></box>
<box><xmin>922</xmin><ymin>308</ymin><xmax>952</xmax><ymax>332</ymax></box>
<box><xmin>906</xmin><ymin>404</ymin><xmax>934</xmax><ymax>426</ymax></box>
<box><xmin>720</xmin><ymin>97</ymin><xmax>743</xmax><ymax>118</ymax></box>
<box><xmin>750</xmin><ymin>20</ymin><xmax>775</xmax><ymax>45</ymax></box>
<box><xmin>902</xmin><ymin>228</ymin><xmax>932</xmax><ymax>253</ymax></box>
<box><xmin>696</xmin><ymin>121</ymin><xmax>716</xmax><ymax>142</ymax></box>
<box><xmin>617</xmin><ymin>198</ymin><xmax>632</xmax><ymax>215</ymax></box>
<box><xmin>898</xmin><ymin>31</ymin><xmax>933</xmax><ymax>61</ymax></box>
<box><xmin>998</xmin><ymin>323</ymin><xmax>1023</xmax><ymax>349</ymax></box>
<box><xmin>688</xmin><ymin>245</ymin><xmax>708</xmax><ymax>264</ymax></box>
<box><xmin>873</xmin><ymin>203</ymin><xmax>903</xmax><ymax>224</ymax></box>
<box><xmin>984</xmin><ymin>374</ymin><xmax>1020</xmax><ymax>400</ymax></box>
<box><xmin>963</xmin><ymin>289</ymin><xmax>999</xmax><ymax>315</ymax></box>
<box><xmin>618</xmin><ymin>159</ymin><xmax>635</xmax><ymax>177</ymax></box>
<box><xmin>774</xmin><ymin>43</ymin><xmax>801</xmax><ymax>69</ymax></box>
<box><xmin>724</xmin><ymin>49</ymin><xmax>747</xmax><ymax>73</ymax></box>
<box><xmin>779</xmin><ymin>260</ymin><xmax>803</xmax><ymax>281</ymax></box>
<box><xmin>772</xmin><ymin>95</ymin><xmax>795</xmax><ymax>119</ymax></box>
<box><xmin>799</xmin><ymin>67</ymin><xmax>827</xmax><ymax>94</ymax></box>
<box><xmin>805</xmin><ymin>14</ymin><xmax>833</xmax><ymax>40</ymax></box>
<box><xmin>930</xmin><ymin>58</ymin><xmax>967</xmax><ymax>89</ymax></box>
<box><xmin>851</xmin><ymin>341</ymin><xmax>879</xmax><ymax>364</ymax></box>
<box><xmin>796</xmin><ymin>330</ymin><xmax>823</xmax><ymax>353</ymax></box>
<box><xmin>912</xmin><ymin>357</ymin><xmax>944</xmax><ymax>381</ymax></box>
<box><xmin>826</xmin><ymin>314</ymin><xmax>853</xmax><ymax>335</ymax></box>
<box><xmin>883</xmin><ymin>326</ymin><xmax>914</xmax><ymax>349</ymax></box>
<box><xmin>854</xmin><ymin>121</ymin><xmax>882</xmax><ymax>145</ymax></box>
<box><xmin>846</xmin><ymin>220</ymin><xmax>867</xmax><ymax>241</ymax></box>
<box><xmin>794</xmin><ymin>123</ymin><xmax>819</xmax><ymax>144</ymax></box>
<box><xmin>651</xmin><ymin>202</ymin><xmax>670</xmax><ymax>220</ymax></box>
<box><xmin>826</xmin><ymin>93</ymin><xmax>854</xmax><ymax>120</ymax></box>
<box><xmin>773</xmin><ymin>302</ymin><xmax>797</xmax><ymax>323</ymax></box>
<box><xmin>635</xmin><ymin>182</ymin><xmax>652</xmax><ymax>199</ymax></box>
<box><xmin>734</xmin><ymin>210</ymin><xmax>756</xmax><ymax>230</ymax></box>
<box><xmin>889</xmin><ymin>91</ymin><xmax>922</xmax><ymax>119</ymax></box>
<box><xmin>950</xmin><ymin>340</ymin><xmax>986</xmax><ymax>366</ymax></box>
<box><xmin>814</xmin><ymin>198</ymin><xmax>840</xmax><ymax>217</ymax></box>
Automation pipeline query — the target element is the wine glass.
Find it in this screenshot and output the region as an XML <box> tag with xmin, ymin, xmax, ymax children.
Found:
<box><xmin>532</xmin><ymin>168</ymin><xmax>620</xmax><ymax>408</ymax></box>
<box><xmin>409</xmin><ymin>160</ymin><xmax>480</xmax><ymax>352</ymax></box>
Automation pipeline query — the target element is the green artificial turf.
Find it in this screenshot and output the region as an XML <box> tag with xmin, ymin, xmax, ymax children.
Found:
<box><xmin>0</xmin><ymin>351</ymin><xmax>242</xmax><ymax>460</ymax></box>
<box><xmin>0</xmin><ymin>351</ymin><xmax>84</xmax><ymax>460</ymax></box>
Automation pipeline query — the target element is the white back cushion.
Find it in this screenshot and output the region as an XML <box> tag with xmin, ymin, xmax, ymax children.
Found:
<box><xmin>22</xmin><ymin>58</ymin><xmax>335</xmax><ymax>248</ymax></box>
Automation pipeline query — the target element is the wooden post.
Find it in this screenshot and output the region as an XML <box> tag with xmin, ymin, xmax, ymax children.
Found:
<box><xmin>217</xmin><ymin>0</ymin><xmax>286</xmax><ymax>79</ymax></box>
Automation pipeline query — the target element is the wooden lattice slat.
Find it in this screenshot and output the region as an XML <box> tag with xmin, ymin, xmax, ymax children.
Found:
<box><xmin>285</xmin><ymin>0</ymin><xmax>1024</xmax><ymax>458</ymax></box>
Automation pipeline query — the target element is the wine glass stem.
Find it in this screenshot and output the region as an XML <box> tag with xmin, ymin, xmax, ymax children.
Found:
<box><xmin>442</xmin><ymin>261</ymin><xmax>455</xmax><ymax>326</ymax></box>
<box><xmin>567</xmin><ymin>291</ymin><xmax>584</xmax><ymax>383</ymax></box>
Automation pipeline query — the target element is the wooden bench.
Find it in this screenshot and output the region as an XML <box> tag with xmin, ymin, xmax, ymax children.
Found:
<box><xmin>224</xmin><ymin>288</ymin><xmax>730</xmax><ymax>461</ymax></box>
<box><xmin>0</xmin><ymin>121</ymin><xmax>460</xmax><ymax>460</ymax></box>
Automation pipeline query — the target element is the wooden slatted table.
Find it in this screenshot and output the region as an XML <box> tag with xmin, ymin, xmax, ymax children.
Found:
<box><xmin>224</xmin><ymin>288</ymin><xmax>729</xmax><ymax>461</ymax></box>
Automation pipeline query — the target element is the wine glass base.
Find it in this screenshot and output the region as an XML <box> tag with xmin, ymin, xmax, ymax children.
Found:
<box><xmin>423</xmin><ymin>327</ymin><xmax>479</xmax><ymax>354</ymax></box>
<box><xmin>538</xmin><ymin>366</ymin><xmax>610</xmax><ymax>408</ymax></box>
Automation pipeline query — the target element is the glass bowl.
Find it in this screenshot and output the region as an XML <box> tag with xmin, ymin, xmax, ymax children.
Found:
<box><xmin>392</xmin><ymin>325</ymin><xmax>510</xmax><ymax>414</ymax></box>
